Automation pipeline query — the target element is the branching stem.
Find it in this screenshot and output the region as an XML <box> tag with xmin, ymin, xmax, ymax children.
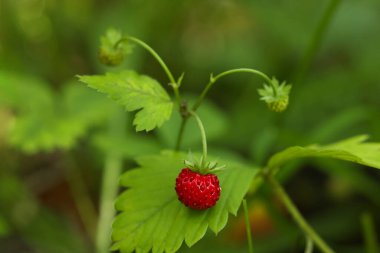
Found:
<box><xmin>193</xmin><ymin>68</ymin><xmax>275</xmax><ymax>111</ymax></box>
<box><xmin>118</xmin><ymin>36</ymin><xmax>181</xmax><ymax>105</ymax></box>
<box><xmin>267</xmin><ymin>175</ymin><xmax>335</xmax><ymax>253</ymax></box>
<box><xmin>176</xmin><ymin>67</ymin><xmax>275</xmax><ymax>150</ymax></box>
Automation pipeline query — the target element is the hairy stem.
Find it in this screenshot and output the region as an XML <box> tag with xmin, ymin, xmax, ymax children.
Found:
<box><xmin>189</xmin><ymin>110</ymin><xmax>207</xmax><ymax>162</ymax></box>
<box><xmin>361</xmin><ymin>212</ymin><xmax>379</xmax><ymax>253</ymax></box>
<box><xmin>294</xmin><ymin>0</ymin><xmax>342</xmax><ymax>84</ymax></box>
<box><xmin>125</xmin><ymin>36</ymin><xmax>181</xmax><ymax>105</ymax></box>
<box><xmin>267</xmin><ymin>175</ymin><xmax>335</xmax><ymax>253</ymax></box>
<box><xmin>96</xmin><ymin>108</ymin><xmax>126</xmax><ymax>253</ymax></box>
<box><xmin>243</xmin><ymin>199</ymin><xmax>254</xmax><ymax>253</ymax></box>
<box><xmin>193</xmin><ymin>68</ymin><xmax>274</xmax><ymax>111</ymax></box>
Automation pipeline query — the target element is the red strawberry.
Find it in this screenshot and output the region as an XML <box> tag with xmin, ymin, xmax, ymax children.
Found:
<box><xmin>175</xmin><ymin>168</ymin><xmax>221</xmax><ymax>210</ymax></box>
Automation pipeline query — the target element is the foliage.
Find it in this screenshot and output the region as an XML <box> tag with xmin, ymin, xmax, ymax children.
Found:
<box><xmin>0</xmin><ymin>71</ymin><xmax>112</xmax><ymax>153</ymax></box>
<box><xmin>112</xmin><ymin>151</ymin><xmax>257</xmax><ymax>253</ymax></box>
<box><xmin>79</xmin><ymin>71</ymin><xmax>173</xmax><ymax>132</ymax></box>
<box><xmin>268</xmin><ymin>135</ymin><xmax>380</xmax><ymax>170</ymax></box>
<box><xmin>1</xmin><ymin>1</ymin><xmax>380</xmax><ymax>253</ymax></box>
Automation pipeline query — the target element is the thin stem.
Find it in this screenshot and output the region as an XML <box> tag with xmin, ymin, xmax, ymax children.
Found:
<box><xmin>305</xmin><ymin>237</ymin><xmax>314</xmax><ymax>253</ymax></box>
<box><xmin>361</xmin><ymin>212</ymin><xmax>379</xmax><ymax>253</ymax></box>
<box><xmin>96</xmin><ymin>108</ymin><xmax>126</xmax><ymax>253</ymax></box>
<box><xmin>267</xmin><ymin>175</ymin><xmax>335</xmax><ymax>253</ymax></box>
<box><xmin>175</xmin><ymin>117</ymin><xmax>188</xmax><ymax>151</ymax></box>
<box><xmin>243</xmin><ymin>199</ymin><xmax>254</xmax><ymax>253</ymax></box>
<box><xmin>294</xmin><ymin>0</ymin><xmax>342</xmax><ymax>84</ymax></box>
<box><xmin>193</xmin><ymin>68</ymin><xmax>274</xmax><ymax>111</ymax></box>
<box><xmin>64</xmin><ymin>155</ymin><xmax>97</xmax><ymax>242</ymax></box>
<box><xmin>123</xmin><ymin>36</ymin><xmax>181</xmax><ymax>105</ymax></box>
<box><xmin>189</xmin><ymin>110</ymin><xmax>207</xmax><ymax>162</ymax></box>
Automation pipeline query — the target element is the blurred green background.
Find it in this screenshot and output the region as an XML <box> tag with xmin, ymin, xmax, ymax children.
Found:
<box><xmin>1</xmin><ymin>0</ymin><xmax>380</xmax><ymax>252</ymax></box>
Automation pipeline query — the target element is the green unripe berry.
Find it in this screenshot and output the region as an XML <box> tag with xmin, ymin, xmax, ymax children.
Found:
<box><xmin>267</xmin><ymin>97</ymin><xmax>289</xmax><ymax>112</ymax></box>
<box><xmin>258</xmin><ymin>77</ymin><xmax>291</xmax><ymax>113</ymax></box>
<box><xmin>98</xmin><ymin>47</ymin><xmax>124</xmax><ymax>66</ymax></box>
<box><xmin>98</xmin><ymin>28</ymin><xmax>131</xmax><ymax>67</ymax></box>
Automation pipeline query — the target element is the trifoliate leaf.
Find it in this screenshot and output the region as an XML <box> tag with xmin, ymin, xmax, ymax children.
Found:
<box><xmin>268</xmin><ymin>135</ymin><xmax>380</xmax><ymax>170</ymax></box>
<box><xmin>112</xmin><ymin>151</ymin><xmax>257</xmax><ymax>253</ymax></box>
<box><xmin>78</xmin><ymin>71</ymin><xmax>173</xmax><ymax>131</ymax></box>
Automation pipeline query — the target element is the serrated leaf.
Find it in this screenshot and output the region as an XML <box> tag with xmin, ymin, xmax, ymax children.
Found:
<box><xmin>78</xmin><ymin>71</ymin><xmax>173</xmax><ymax>131</ymax></box>
<box><xmin>268</xmin><ymin>135</ymin><xmax>380</xmax><ymax>170</ymax></box>
<box><xmin>0</xmin><ymin>72</ymin><xmax>113</xmax><ymax>153</ymax></box>
<box><xmin>112</xmin><ymin>151</ymin><xmax>257</xmax><ymax>253</ymax></box>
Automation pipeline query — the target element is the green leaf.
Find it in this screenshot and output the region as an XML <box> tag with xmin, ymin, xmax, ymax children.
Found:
<box><xmin>268</xmin><ymin>135</ymin><xmax>380</xmax><ymax>170</ymax></box>
<box><xmin>112</xmin><ymin>151</ymin><xmax>257</xmax><ymax>253</ymax></box>
<box><xmin>4</xmin><ymin>77</ymin><xmax>112</xmax><ymax>153</ymax></box>
<box><xmin>78</xmin><ymin>70</ymin><xmax>173</xmax><ymax>131</ymax></box>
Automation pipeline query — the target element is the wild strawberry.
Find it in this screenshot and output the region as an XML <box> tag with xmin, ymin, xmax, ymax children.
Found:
<box><xmin>258</xmin><ymin>77</ymin><xmax>291</xmax><ymax>112</ymax></box>
<box><xmin>175</xmin><ymin>168</ymin><xmax>221</xmax><ymax>210</ymax></box>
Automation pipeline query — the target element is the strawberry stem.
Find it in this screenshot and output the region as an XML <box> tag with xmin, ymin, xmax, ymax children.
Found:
<box><xmin>267</xmin><ymin>175</ymin><xmax>335</xmax><ymax>253</ymax></box>
<box><xmin>192</xmin><ymin>68</ymin><xmax>276</xmax><ymax>111</ymax></box>
<box><xmin>189</xmin><ymin>110</ymin><xmax>208</xmax><ymax>165</ymax></box>
<box><xmin>116</xmin><ymin>36</ymin><xmax>181</xmax><ymax>106</ymax></box>
<box><xmin>243</xmin><ymin>199</ymin><xmax>254</xmax><ymax>253</ymax></box>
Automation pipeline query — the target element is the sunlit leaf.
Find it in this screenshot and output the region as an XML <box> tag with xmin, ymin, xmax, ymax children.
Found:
<box><xmin>268</xmin><ymin>135</ymin><xmax>380</xmax><ymax>170</ymax></box>
<box><xmin>78</xmin><ymin>70</ymin><xmax>173</xmax><ymax>131</ymax></box>
<box><xmin>112</xmin><ymin>151</ymin><xmax>257</xmax><ymax>253</ymax></box>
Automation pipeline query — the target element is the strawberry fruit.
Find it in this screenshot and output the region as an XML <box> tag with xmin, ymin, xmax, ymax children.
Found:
<box><xmin>175</xmin><ymin>168</ymin><xmax>221</xmax><ymax>210</ymax></box>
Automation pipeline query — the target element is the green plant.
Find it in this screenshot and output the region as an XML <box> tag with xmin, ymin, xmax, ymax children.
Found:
<box><xmin>77</xmin><ymin>26</ymin><xmax>380</xmax><ymax>253</ymax></box>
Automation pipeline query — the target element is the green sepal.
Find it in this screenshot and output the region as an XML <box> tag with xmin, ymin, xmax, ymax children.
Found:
<box><xmin>184</xmin><ymin>152</ymin><xmax>226</xmax><ymax>174</ymax></box>
<box><xmin>258</xmin><ymin>77</ymin><xmax>291</xmax><ymax>112</ymax></box>
<box><xmin>98</xmin><ymin>28</ymin><xmax>132</xmax><ymax>66</ymax></box>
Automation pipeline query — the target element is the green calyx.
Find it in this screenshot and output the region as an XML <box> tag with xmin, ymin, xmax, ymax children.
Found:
<box><xmin>184</xmin><ymin>153</ymin><xmax>226</xmax><ymax>175</ymax></box>
<box><xmin>258</xmin><ymin>77</ymin><xmax>291</xmax><ymax>113</ymax></box>
<box><xmin>98</xmin><ymin>28</ymin><xmax>132</xmax><ymax>66</ymax></box>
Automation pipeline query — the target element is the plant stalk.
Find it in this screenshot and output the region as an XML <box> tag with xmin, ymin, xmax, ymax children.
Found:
<box><xmin>361</xmin><ymin>212</ymin><xmax>379</xmax><ymax>253</ymax></box>
<box><xmin>126</xmin><ymin>36</ymin><xmax>181</xmax><ymax>105</ymax></box>
<box><xmin>175</xmin><ymin>67</ymin><xmax>275</xmax><ymax>151</ymax></box>
<box><xmin>175</xmin><ymin>117</ymin><xmax>188</xmax><ymax>151</ymax></box>
<box><xmin>267</xmin><ymin>175</ymin><xmax>335</xmax><ymax>253</ymax></box>
<box><xmin>193</xmin><ymin>68</ymin><xmax>274</xmax><ymax>111</ymax></box>
<box><xmin>96</xmin><ymin>108</ymin><xmax>126</xmax><ymax>253</ymax></box>
<box><xmin>189</xmin><ymin>110</ymin><xmax>207</xmax><ymax>163</ymax></box>
<box><xmin>305</xmin><ymin>237</ymin><xmax>314</xmax><ymax>253</ymax></box>
<box><xmin>294</xmin><ymin>0</ymin><xmax>342</xmax><ymax>84</ymax></box>
<box><xmin>65</xmin><ymin>155</ymin><xmax>98</xmax><ymax>242</ymax></box>
<box><xmin>243</xmin><ymin>199</ymin><xmax>254</xmax><ymax>253</ymax></box>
